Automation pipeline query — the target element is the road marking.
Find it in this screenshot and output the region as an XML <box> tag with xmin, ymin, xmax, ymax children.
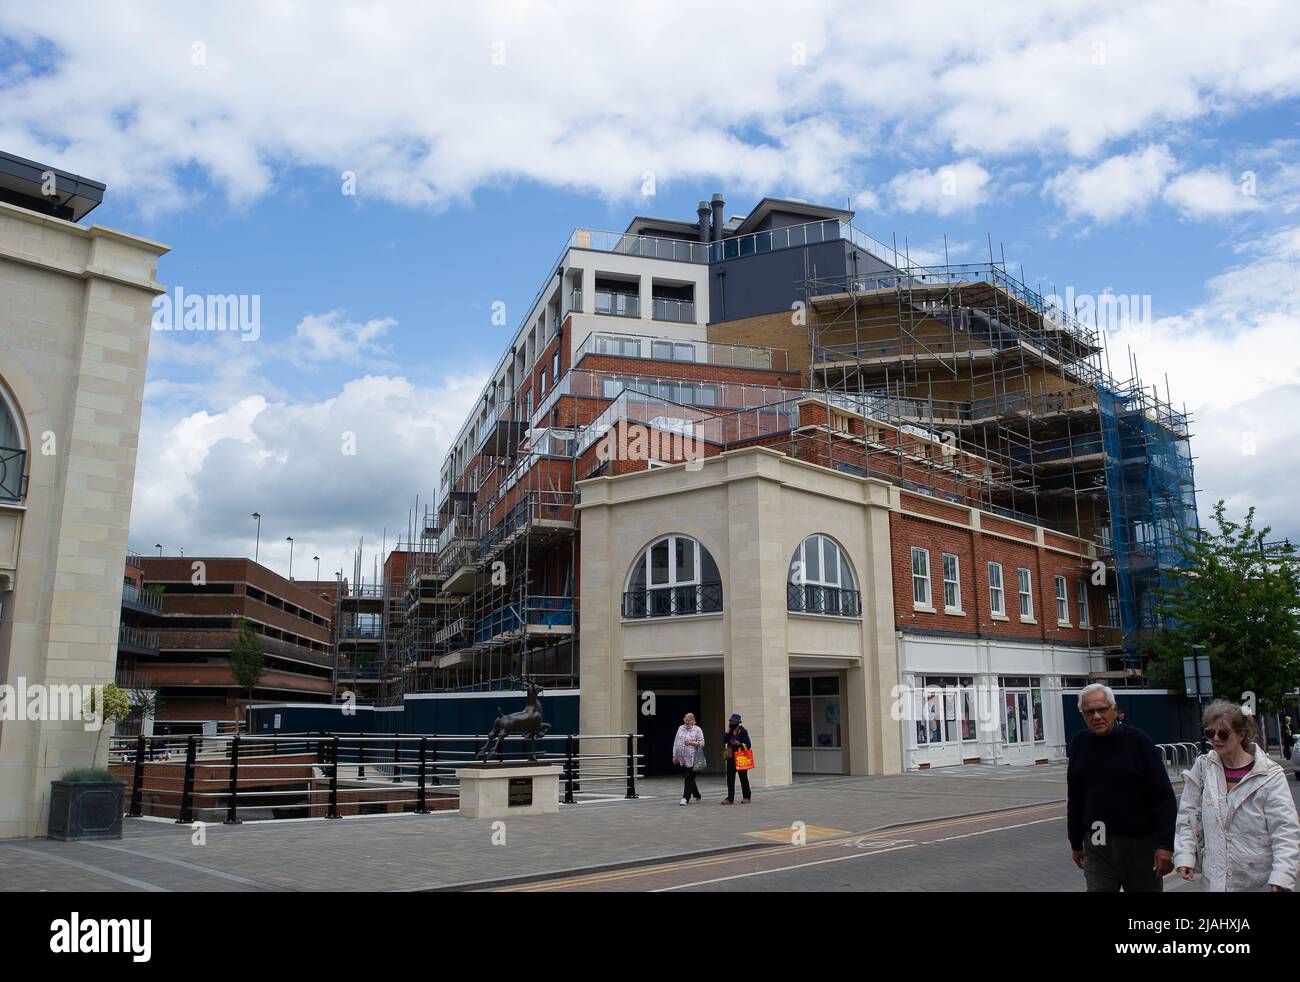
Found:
<box><xmin>929</xmin><ymin>816</ymin><xmax>1062</xmax><ymax>843</ymax></box>
<box><xmin>744</xmin><ymin>825</ymin><xmax>847</xmax><ymax>843</ymax></box>
<box><xmin>654</xmin><ymin>814</ymin><xmax>1065</xmax><ymax>891</ymax></box>
<box><xmin>652</xmin><ymin>843</ymin><xmax>921</xmax><ymax>890</ymax></box>
<box><xmin>497</xmin><ymin>800</ymin><xmax>1064</xmax><ymax>891</ymax></box>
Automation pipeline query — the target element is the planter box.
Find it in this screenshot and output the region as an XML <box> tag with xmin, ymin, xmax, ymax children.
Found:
<box><xmin>47</xmin><ymin>781</ymin><xmax>126</xmax><ymax>841</ymax></box>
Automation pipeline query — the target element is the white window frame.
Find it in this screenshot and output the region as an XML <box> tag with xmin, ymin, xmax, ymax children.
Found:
<box><xmin>988</xmin><ymin>562</ymin><xmax>1005</xmax><ymax>617</ymax></box>
<box><xmin>788</xmin><ymin>535</ymin><xmax>859</xmax><ymax>618</ymax></box>
<box><xmin>942</xmin><ymin>553</ymin><xmax>961</xmax><ymax>613</ymax></box>
<box><xmin>911</xmin><ymin>547</ymin><xmax>932</xmax><ymax>610</ymax></box>
<box><xmin>1055</xmin><ymin>575</ymin><xmax>1070</xmax><ymax>626</ymax></box>
<box><xmin>1017</xmin><ymin>568</ymin><xmax>1034</xmax><ymax>622</ymax></box>
<box><xmin>1077</xmin><ymin>580</ymin><xmax>1090</xmax><ymax>627</ymax></box>
<box><xmin>624</xmin><ymin>534</ymin><xmax>721</xmax><ymax>619</ymax></box>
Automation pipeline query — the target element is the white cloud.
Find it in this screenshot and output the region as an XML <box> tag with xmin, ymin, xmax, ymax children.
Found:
<box><xmin>1162</xmin><ymin>168</ymin><xmax>1262</xmax><ymax>219</ymax></box>
<box><xmin>289</xmin><ymin>311</ymin><xmax>396</xmax><ymax>365</ymax></box>
<box><xmin>1</xmin><ymin>2</ymin><xmax>1299</xmax><ymax>211</ymax></box>
<box><xmin>887</xmin><ymin>160</ymin><xmax>991</xmax><ymax>216</ymax></box>
<box><xmin>131</xmin><ymin>371</ymin><xmax>483</xmax><ymax>581</ymax></box>
<box><xmin>1044</xmin><ymin>144</ymin><xmax>1174</xmax><ymax>223</ymax></box>
<box><xmin>1105</xmin><ymin>224</ymin><xmax>1300</xmax><ymax>538</ymax></box>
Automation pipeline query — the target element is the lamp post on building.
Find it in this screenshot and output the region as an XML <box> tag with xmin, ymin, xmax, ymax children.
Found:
<box><xmin>154</xmin><ymin>543</ymin><xmax>162</xmax><ymax>557</ymax></box>
<box><xmin>314</xmin><ymin>556</ymin><xmax>320</xmax><ymax>580</ymax></box>
<box><xmin>251</xmin><ymin>512</ymin><xmax>262</xmax><ymax>564</ymax></box>
<box><xmin>286</xmin><ymin>536</ymin><xmax>294</xmax><ymax>580</ymax></box>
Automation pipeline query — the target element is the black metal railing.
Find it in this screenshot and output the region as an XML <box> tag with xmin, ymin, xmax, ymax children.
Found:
<box><xmin>787</xmin><ymin>583</ymin><xmax>862</xmax><ymax>617</ymax></box>
<box><xmin>109</xmin><ymin>731</ymin><xmax>643</xmax><ymax>823</ymax></box>
<box><xmin>622</xmin><ymin>581</ymin><xmax>723</xmax><ymax>619</ymax></box>
<box><xmin>0</xmin><ymin>445</ymin><xmax>24</xmax><ymax>502</ymax></box>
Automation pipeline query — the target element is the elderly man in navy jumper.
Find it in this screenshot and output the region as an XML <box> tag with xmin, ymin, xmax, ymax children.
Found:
<box><xmin>1068</xmin><ymin>683</ymin><xmax>1177</xmax><ymax>891</ymax></box>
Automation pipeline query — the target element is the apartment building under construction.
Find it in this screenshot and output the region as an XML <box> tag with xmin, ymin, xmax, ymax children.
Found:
<box><xmin>324</xmin><ymin>192</ymin><xmax>1198</xmax><ymax>780</ymax></box>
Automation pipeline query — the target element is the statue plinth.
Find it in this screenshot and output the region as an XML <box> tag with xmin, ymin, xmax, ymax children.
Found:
<box><xmin>455</xmin><ymin>764</ymin><xmax>563</xmax><ymax>819</ymax></box>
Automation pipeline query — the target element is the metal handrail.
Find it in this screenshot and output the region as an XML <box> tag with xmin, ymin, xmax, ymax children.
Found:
<box><xmin>112</xmin><ymin>731</ymin><xmax>644</xmax><ymax>821</ymax></box>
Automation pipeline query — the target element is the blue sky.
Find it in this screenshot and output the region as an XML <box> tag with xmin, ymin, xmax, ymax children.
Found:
<box><xmin>2</xmin><ymin>1</ymin><xmax>1299</xmax><ymax>579</ymax></box>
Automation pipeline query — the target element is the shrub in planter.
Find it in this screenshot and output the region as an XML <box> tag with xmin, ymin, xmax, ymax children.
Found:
<box><xmin>48</xmin><ymin>769</ymin><xmax>126</xmax><ymax>841</ymax></box>
<box><xmin>47</xmin><ymin>682</ymin><xmax>134</xmax><ymax>841</ymax></box>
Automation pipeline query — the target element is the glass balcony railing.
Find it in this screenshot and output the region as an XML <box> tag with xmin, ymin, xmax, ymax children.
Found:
<box><xmin>575</xmin><ymin>332</ymin><xmax>783</xmax><ymax>371</ymax></box>
<box><xmin>651</xmin><ymin>297</ymin><xmax>694</xmax><ymax>323</ymax></box>
<box><xmin>122</xmin><ymin>582</ymin><xmax>162</xmax><ymax>612</ymax></box>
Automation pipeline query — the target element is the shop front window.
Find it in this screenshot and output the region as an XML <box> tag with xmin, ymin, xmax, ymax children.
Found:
<box><xmin>914</xmin><ymin>675</ymin><xmax>976</xmax><ymax>746</ymax></box>
<box><xmin>999</xmin><ymin>676</ymin><xmax>1045</xmax><ymax>744</ymax></box>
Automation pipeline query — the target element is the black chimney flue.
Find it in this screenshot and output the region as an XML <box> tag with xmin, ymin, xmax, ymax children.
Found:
<box><xmin>710</xmin><ymin>193</ymin><xmax>725</xmax><ymax>243</ymax></box>
<box><xmin>697</xmin><ymin>201</ymin><xmax>711</xmax><ymax>242</ymax></box>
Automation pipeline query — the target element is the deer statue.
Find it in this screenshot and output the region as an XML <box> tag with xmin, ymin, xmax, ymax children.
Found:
<box><xmin>477</xmin><ymin>677</ymin><xmax>551</xmax><ymax>760</ymax></box>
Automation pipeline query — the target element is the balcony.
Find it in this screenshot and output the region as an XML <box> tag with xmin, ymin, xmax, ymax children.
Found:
<box><xmin>622</xmin><ymin>582</ymin><xmax>723</xmax><ymax>619</ymax></box>
<box><xmin>118</xmin><ymin>623</ymin><xmax>161</xmax><ymax>655</ymax></box>
<box><xmin>571</xmin><ymin>288</ymin><xmax>640</xmax><ymax>319</ymax></box>
<box><xmin>786</xmin><ymin>583</ymin><xmax>862</xmax><ymax>618</ymax></box>
<box><xmin>0</xmin><ymin>445</ymin><xmax>25</xmax><ymax>502</ymax></box>
<box><xmin>575</xmin><ymin>331</ymin><xmax>785</xmax><ymax>371</ymax></box>
<box><xmin>434</xmin><ymin>515</ymin><xmax>475</xmax><ymax>556</ymax></box>
<box><xmin>651</xmin><ymin>297</ymin><xmax>694</xmax><ymax>323</ymax></box>
<box><xmin>122</xmin><ymin>581</ymin><xmax>163</xmax><ymax>613</ymax></box>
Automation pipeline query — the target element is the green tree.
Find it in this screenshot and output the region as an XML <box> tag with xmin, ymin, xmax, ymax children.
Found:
<box><xmin>1146</xmin><ymin>501</ymin><xmax>1300</xmax><ymax>737</ymax></box>
<box><xmin>228</xmin><ymin>619</ymin><xmax>266</xmax><ymax>723</ymax></box>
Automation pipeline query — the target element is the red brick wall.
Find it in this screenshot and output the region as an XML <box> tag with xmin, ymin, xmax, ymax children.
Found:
<box><xmin>890</xmin><ymin>510</ymin><xmax>1098</xmax><ymax>645</ymax></box>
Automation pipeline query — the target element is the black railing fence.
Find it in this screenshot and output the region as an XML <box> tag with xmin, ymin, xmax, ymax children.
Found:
<box><xmin>786</xmin><ymin>582</ymin><xmax>862</xmax><ymax>617</ymax></box>
<box><xmin>622</xmin><ymin>581</ymin><xmax>723</xmax><ymax>618</ymax></box>
<box><xmin>110</xmin><ymin>731</ymin><xmax>642</xmax><ymax>824</ymax></box>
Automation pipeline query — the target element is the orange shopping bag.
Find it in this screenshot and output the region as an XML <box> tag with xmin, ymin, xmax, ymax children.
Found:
<box><xmin>733</xmin><ymin>748</ymin><xmax>755</xmax><ymax>771</ymax></box>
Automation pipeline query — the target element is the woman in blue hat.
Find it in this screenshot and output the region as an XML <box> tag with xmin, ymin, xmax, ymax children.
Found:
<box><xmin>721</xmin><ymin>713</ymin><xmax>752</xmax><ymax>804</ymax></box>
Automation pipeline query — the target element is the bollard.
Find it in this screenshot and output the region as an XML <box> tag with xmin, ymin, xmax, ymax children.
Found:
<box><xmin>128</xmin><ymin>734</ymin><xmax>146</xmax><ymax>817</ymax></box>
<box><xmin>327</xmin><ymin>736</ymin><xmax>341</xmax><ymax>819</ymax></box>
<box><xmin>177</xmin><ymin>735</ymin><xmax>197</xmax><ymax>824</ymax></box>
<box><xmin>625</xmin><ymin>733</ymin><xmax>638</xmax><ymax>799</ymax></box>
<box><xmin>415</xmin><ymin>737</ymin><xmax>429</xmax><ymax>814</ymax></box>
<box><xmin>225</xmin><ymin>734</ymin><xmax>242</xmax><ymax>825</ymax></box>
<box><xmin>563</xmin><ymin>734</ymin><xmax>576</xmax><ymax>804</ymax></box>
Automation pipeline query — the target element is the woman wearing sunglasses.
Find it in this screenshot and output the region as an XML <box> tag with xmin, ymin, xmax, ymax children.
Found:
<box><xmin>1173</xmin><ymin>700</ymin><xmax>1300</xmax><ymax>891</ymax></box>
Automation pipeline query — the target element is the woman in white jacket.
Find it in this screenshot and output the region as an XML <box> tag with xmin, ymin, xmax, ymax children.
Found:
<box><xmin>1174</xmin><ymin>700</ymin><xmax>1300</xmax><ymax>892</ymax></box>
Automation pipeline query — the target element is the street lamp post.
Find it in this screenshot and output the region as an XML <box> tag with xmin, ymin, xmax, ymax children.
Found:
<box><xmin>314</xmin><ymin>556</ymin><xmax>320</xmax><ymax>580</ymax></box>
<box><xmin>154</xmin><ymin>543</ymin><xmax>162</xmax><ymax>557</ymax></box>
<box><xmin>286</xmin><ymin>536</ymin><xmax>294</xmax><ymax>580</ymax></box>
<box><xmin>252</xmin><ymin>513</ymin><xmax>262</xmax><ymax>564</ymax></box>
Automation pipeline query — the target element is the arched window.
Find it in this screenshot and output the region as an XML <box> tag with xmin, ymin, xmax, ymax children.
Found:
<box><xmin>623</xmin><ymin>535</ymin><xmax>722</xmax><ymax>618</ymax></box>
<box><xmin>0</xmin><ymin>386</ymin><xmax>25</xmax><ymax>503</ymax></box>
<box><xmin>788</xmin><ymin>535</ymin><xmax>860</xmax><ymax>617</ymax></box>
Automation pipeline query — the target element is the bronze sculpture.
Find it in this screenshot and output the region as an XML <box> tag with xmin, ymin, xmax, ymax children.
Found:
<box><xmin>477</xmin><ymin>677</ymin><xmax>551</xmax><ymax>760</ymax></box>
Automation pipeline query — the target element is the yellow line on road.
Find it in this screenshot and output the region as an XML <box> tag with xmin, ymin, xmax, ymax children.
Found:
<box><xmin>493</xmin><ymin>800</ymin><xmax>1064</xmax><ymax>892</ymax></box>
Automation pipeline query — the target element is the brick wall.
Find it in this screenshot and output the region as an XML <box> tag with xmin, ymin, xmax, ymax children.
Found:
<box><xmin>890</xmin><ymin>508</ymin><xmax>1099</xmax><ymax>645</ymax></box>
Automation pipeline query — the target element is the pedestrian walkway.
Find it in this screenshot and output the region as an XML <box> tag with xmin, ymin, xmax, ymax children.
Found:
<box><xmin>1</xmin><ymin>769</ymin><xmax>1069</xmax><ymax>892</ymax></box>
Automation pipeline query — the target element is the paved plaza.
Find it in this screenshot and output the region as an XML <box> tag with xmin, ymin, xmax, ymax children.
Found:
<box><xmin>5</xmin><ymin>762</ymin><xmax>1292</xmax><ymax>892</ymax></box>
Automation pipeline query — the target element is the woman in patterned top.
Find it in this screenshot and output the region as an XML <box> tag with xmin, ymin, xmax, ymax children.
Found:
<box><xmin>1173</xmin><ymin>700</ymin><xmax>1299</xmax><ymax>891</ymax></box>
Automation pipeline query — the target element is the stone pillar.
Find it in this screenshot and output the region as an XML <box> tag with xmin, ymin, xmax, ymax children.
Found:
<box><xmin>722</xmin><ymin>454</ymin><xmax>791</xmax><ymax>788</ymax></box>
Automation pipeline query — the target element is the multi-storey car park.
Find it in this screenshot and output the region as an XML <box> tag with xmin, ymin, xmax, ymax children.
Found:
<box><xmin>318</xmin><ymin>192</ymin><xmax>1199</xmax><ymax>783</ymax></box>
